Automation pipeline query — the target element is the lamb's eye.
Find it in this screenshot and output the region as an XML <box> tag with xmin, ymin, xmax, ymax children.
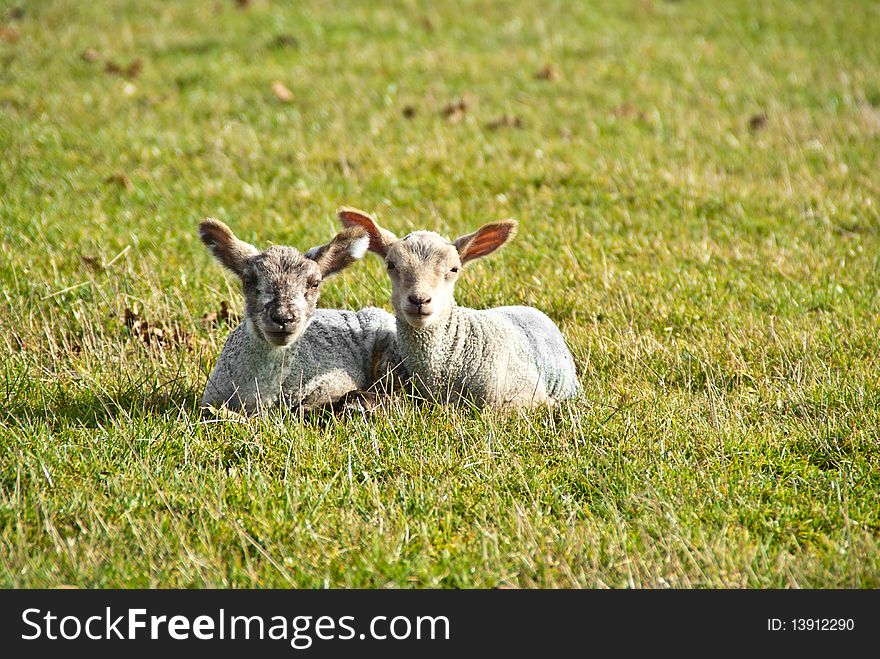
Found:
<box><xmin>309</xmin><ymin>280</ymin><xmax>320</xmax><ymax>290</ymax></box>
<box><xmin>386</xmin><ymin>261</ymin><xmax>396</xmax><ymax>271</ymax></box>
<box><xmin>450</xmin><ymin>267</ymin><xmax>460</xmax><ymax>274</ymax></box>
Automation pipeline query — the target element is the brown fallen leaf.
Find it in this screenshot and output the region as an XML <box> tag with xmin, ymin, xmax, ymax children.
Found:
<box><xmin>105</xmin><ymin>58</ymin><xmax>142</xmax><ymax>78</ymax></box>
<box><xmin>485</xmin><ymin>115</ymin><xmax>522</xmax><ymax>130</ymax></box>
<box><xmin>534</xmin><ymin>64</ymin><xmax>557</xmax><ymax>81</ymax></box>
<box><xmin>401</xmin><ymin>104</ymin><xmax>417</xmax><ymax>118</ymax></box>
<box><xmin>125</xmin><ymin>58</ymin><xmax>143</xmax><ymax>78</ymax></box>
<box><xmin>80</xmin><ymin>255</ymin><xmax>104</xmax><ymax>271</ymax></box>
<box><xmin>105</xmin><ymin>174</ymin><xmax>133</xmax><ymax>191</ymax></box>
<box><xmin>420</xmin><ymin>17</ymin><xmax>435</xmax><ymax>32</ymax></box>
<box><xmin>0</xmin><ymin>24</ymin><xmax>19</xmax><ymax>43</ymax></box>
<box><xmin>612</xmin><ymin>103</ymin><xmax>648</xmax><ymax>121</ymax></box>
<box><xmin>748</xmin><ymin>113</ymin><xmax>768</xmax><ymax>132</ymax></box>
<box><xmin>125</xmin><ymin>306</ymin><xmax>190</xmax><ymax>349</ymax></box>
<box><xmin>202</xmin><ymin>301</ymin><xmax>238</xmax><ymax>327</ymax></box>
<box><xmin>235</xmin><ymin>0</ymin><xmax>251</xmax><ymax>8</ymax></box>
<box><xmin>124</xmin><ymin>306</ymin><xmax>140</xmax><ymax>328</ymax></box>
<box><xmin>269</xmin><ymin>33</ymin><xmax>299</xmax><ymax>49</ymax></box>
<box><xmin>271</xmin><ymin>80</ymin><xmax>294</xmax><ymax>102</ymax></box>
<box><xmin>219</xmin><ymin>300</ymin><xmax>237</xmax><ymax>324</ymax></box>
<box><xmin>80</xmin><ymin>48</ymin><xmax>99</xmax><ymax>63</ymax></box>
<box><xmin>170</xmin><ymin>324</ymin><xmax>192</xmax><ymax>349</ymax></box>
<box><xmin>150</xmin><ymin>326</ymin><xmax>166</xmax><ymax>343</ymax></box>
<box><xmin>442</xmin><ymin>98</ymin><xmax>467</xmax><ymax>123</ymax></box>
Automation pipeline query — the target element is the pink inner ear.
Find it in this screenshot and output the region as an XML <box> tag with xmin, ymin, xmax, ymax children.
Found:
<box><xmin>461</xmin><ymin>224</ymin><xmax>513</xmax><ymax>262</ymax></box>
<box><xmin>338</xmin><ymin>210</ymin><xmax>374</xmax><ymax>229</ymax></box>
<box><xmin>338</xmin><ymin>210</ymin><xmax>389</xmax><ymax>255</ymax></box>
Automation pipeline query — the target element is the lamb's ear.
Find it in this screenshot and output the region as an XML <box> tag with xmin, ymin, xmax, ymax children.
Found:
<box><xmin>337</xmin><ymin>207</ymin><xmax>397</xmax><ymax>258</ymax></box>
<box><xmin>199</xmin><ymin>218</ymin><xmax>259</xmax><ymax>277</ymax></box>
<box><xmin>305</xmin><ymin>227</ymin><xmax>370</xmax><ymax>278</ymax></box>
<box><xmin>454</xmin><ymin>220</ymin><xmax>518</xmax><ymax>265</ymax></box>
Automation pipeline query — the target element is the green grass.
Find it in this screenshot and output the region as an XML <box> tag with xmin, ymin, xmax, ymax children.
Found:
<box><xmin>1</xmin><ymin>0</ymin><xmax>879</xmax><ymax>588</ymax></box>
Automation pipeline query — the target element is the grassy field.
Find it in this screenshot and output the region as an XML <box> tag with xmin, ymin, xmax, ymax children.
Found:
<box><xmin>1</xmin><ymin>0</ymin><xmax>878</xmax><ymax>588</ymax></box>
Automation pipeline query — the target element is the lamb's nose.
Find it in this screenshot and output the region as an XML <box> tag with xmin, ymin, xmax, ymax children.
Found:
<box><xmin>271</xmin><ymin>311</ymin><xmax>295</xmax><ymax>326</ymax></box>
<box><xmin>408</xmin><ymin>294</ymin><xmax>431</xmax><ymax>307</ymax></box>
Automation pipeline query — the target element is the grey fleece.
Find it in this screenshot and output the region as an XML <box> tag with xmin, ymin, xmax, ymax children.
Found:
<box><xmin>202</xmin><ymin>307</ymin><xmax>404</xmax><ymax>413</ymax></box>
<box><xmin>397</xmin><ymin>304</ymin><xmax>580</xmax><ymax>408</ymax></box>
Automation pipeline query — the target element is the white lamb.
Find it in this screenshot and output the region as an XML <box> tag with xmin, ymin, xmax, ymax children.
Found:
<box><xmin>199</xmin><ymin>218</ymin><xmax>404</xmax><ymax>415</ymax></box>
<box><xmin>337</xmin><ymin>208</ymin><xmax>581</xmax><ymax>409</ymax></box>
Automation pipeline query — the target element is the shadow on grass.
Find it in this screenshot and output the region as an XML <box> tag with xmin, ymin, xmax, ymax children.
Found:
<box><xmin>5</xmin><ymin>380</ymin><xmax>402</xmax><ymax>434</ymax></box>
<box><xmin>3</xmin><ymin>379</ymin><xmax>202</xmax><ymax>431</ymax></box>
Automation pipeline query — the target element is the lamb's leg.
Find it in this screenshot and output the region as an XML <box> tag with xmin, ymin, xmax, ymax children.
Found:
<box><xmin>330</xmin><ymin>389</ymin><xmax>388</xmax><ymax>414</ymax></box>
<box><xmin>292</xmin><ymin>369</ymin><xmax>361</xmax><ymax>409</ymax></box>
<box><xmin>301</xmin><ymin>389</ymin><xmax>394</xmax><ymax>427</ymax></box>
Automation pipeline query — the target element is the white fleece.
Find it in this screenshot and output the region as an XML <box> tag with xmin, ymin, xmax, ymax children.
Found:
<box><xmin>201</xmin><ymin>307</ymin><xmax>405</xmax><ymax>414</ymax></box>
<box><xmin>397</xmin><ymin>303</ymin><xmax>581</xmax><ymax>408</ymax></box>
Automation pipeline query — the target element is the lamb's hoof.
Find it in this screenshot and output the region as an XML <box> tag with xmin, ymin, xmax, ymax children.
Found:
<box><xmin>302</xmin><ymin>390</ymin><xmax>385</xmax><ymax>426</ymax></box>
<box><xmin>330</xmin><ymin>390</ymin><xmax>383</xmax><ymax>416</ymax></box>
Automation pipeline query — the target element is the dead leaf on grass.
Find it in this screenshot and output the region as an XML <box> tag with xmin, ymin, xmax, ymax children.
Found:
<box><xmin>125</xmin><ymin>306</ymin><xmax>190</xmax><ymax>349</ymax></box>
<box><xmin>271</xmin><ymin>80</ymin><xmax>294</xmax><ymax>102</ymax></box>
<box><xmin>105</xmin><ymin>58</ymin><xmax>142</xmax><ymax>78</ymax></box>
<box><xmin>534</xmin><ymin>64</ymin><xmax>557</xmax><ymax>81</ymax></box>
<box><xmin>80</xmin><ymin>48</ymin><xmax>99</xmax><ymax>63</ymax></box>
<box><xmin>748</xmin><ymin>113</ymin><xmax>768</xmax><ymax>132</ymax></box>
<box><xmin>201</xmin><ymin>301</ymin><xmax>238</xmax><ymax>328</ymax></box>
<box><xmin>401</xmin><ymin>104</ymin><xmax>417</xmax><ymax>118</ymax></box>
<box><xmin>485</xmin><ymin>115</ymin><xmax>522</xmax><ymax>130</ymax></box>
<box><xmin>0</xmin><ymin>24</ymin><xmax>19</xmax><ymax>43</ymax></box>
<box><xmin>612</xmin><ymin>103</ymin><xmax>648</xmax><ymax>121</ymax></box>
<box><xmin>442</xmin><ymin>97</ymin><xmax>467</xmax><ymax>123</ymax></box>
<box><xmin>105</xmin><ymin>173</ymin><xmax>133</xmax><ymax>191</ymax></box>
<box><xmin>80</xmin><ymin>255</ymin><xmax>104</xmax><ymax>272</ymax></box>
<box><xmin>219</xmin><ymin>300</ymin><xmax>236</xmax><ymax>323</ymax></box>
<box><xmin>269</xmin><ymin>33</ymin><xmax>299</xmax><ymax>49</ymax></box>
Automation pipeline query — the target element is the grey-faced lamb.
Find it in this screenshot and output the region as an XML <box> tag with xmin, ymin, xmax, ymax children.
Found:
<box><xmin>199</xmin><ymin>218</ymin><xmax>404</xmax><ymax>414</ymax></box>
<box><xmin>337</xmin><ymin>208</ymin><xmax>581</xmax><ymax>409</ymax></box>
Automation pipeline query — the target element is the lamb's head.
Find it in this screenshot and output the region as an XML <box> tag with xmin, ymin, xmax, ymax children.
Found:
<box><xmin>337</xmin><ymin>208</ymin><xmax>516</xmax><ymax>329</ymax></box>
<box><xmin>199</xmin><ymin>218</ymin><xmax>369</xmax><ymax>347</ymax></box>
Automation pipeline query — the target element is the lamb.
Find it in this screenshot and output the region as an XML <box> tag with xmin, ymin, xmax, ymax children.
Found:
<box><xmin>337</xmin><ymin>208</ymin><xmax>581</xmax><ymax>409</ymax></box>
<box><xmin>198</xmin><ymin>218</ymin><xmax>404</xmax><ymax>415</ymax></box>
